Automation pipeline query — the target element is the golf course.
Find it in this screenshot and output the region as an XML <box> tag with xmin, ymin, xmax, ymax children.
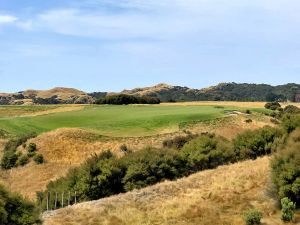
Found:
<box><xmin>0</xmin><ymin>104</ymin><xmax>266</xmax><ymax>137</ymax></box>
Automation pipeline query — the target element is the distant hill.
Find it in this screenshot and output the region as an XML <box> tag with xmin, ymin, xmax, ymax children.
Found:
<box><xmin>0</xmin><ymin>87</ymin><xmax>94</xmax><ymax>105</ymax></box>
<box><xmin>1</xmin><ymin>83</ymin><xmax>300</xmax><ymax>105</ymax></box>
<box><xmin>120</xmin><ymin>83</ymin><xmax>300</xmax><ymax>102</ymax></box>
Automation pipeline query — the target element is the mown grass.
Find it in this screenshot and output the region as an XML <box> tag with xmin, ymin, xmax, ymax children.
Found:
<box><xmin>0</xmin><ymin>105</ymin><xmax>267</xmax><ymax>137</ymax></box>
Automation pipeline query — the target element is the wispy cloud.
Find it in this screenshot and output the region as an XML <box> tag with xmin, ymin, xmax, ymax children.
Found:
<box><xmin>0</xmin><ymin>15</ymin><xmax>18</xmax><ymax>24</ymax></box>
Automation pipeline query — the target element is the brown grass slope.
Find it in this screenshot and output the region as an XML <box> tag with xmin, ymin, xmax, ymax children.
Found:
<box><xmin>22</xmin><ymin>87</ymin><xmax>86</xmax><ymax>100</ymax></box>
<box><xmin>43</xmin><ymin>157</ymin><xmax>299</xmax><ymax>225</ymax></box>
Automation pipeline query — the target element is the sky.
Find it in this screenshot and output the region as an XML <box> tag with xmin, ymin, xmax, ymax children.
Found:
<box><xmin>0</xmin><ymin>0</ymin><xmax>300</xmax><ymax>93</ymax></box>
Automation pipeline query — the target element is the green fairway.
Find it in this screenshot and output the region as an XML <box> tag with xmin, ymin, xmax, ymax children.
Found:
<box><xmin>0</xmin><ymin>105</ymin><xmax>259</xmax><ymax>137</ymax></box>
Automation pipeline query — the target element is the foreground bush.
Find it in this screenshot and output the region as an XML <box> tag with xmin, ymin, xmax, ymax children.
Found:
<box><xmin>271</xmin><ymin>128</ymin><xmax>300</xmax><ymax>205</ymax></box>
<box><xmin>243</xmin><ymin>209</ymin><xmax>263</xmax><ymax>225</ymax></box>
<box><xmin>282</xmin><ymin>114</ymin><xmax>300</xmax><ymax>133</ymax></box>
<box><xmin>122</xmin><ymin>148</ymin><xmax>185</xmax><ymax>191</ymax></box>
<box><xmin>181</xmin><ymin>135</ymin><xmax>234</xmax><ymax>171</ymax></box>
<box><xmin>234</xmin><ymin>126</ymin><xmax>285</xmax><ymax>160</ymax></box>
<box><xmin>281</xmin><ymin>197</ymin><xmax>296</xmax><ymax>222</ymax></box>
<box><xmin>0</xmin><ymin>185</ymin><xmax>41</xmax><ymax>225</ymax></box>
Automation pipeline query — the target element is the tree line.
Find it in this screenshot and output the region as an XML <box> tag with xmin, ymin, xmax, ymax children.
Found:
<box><xmin>95</xmin><ymin>94</ymin><xmax>161</xmax><ymax>105</ymax></box>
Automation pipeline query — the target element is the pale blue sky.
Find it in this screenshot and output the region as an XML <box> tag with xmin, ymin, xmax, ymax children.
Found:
<box><xmin>0</xmin><ymin>0</ymin><xmax>300</xmax><ymax>92</ymax></box>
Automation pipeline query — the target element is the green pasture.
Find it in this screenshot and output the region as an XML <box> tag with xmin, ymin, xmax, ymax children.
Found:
<box><xmin>0</xmin><ymin>105</ymin><xmax>266</xmax><ymax>137</ymax></box>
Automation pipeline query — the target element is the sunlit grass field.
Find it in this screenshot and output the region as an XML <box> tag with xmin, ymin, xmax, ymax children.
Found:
<box><xmin>0</xmin><ymin>104</ymin><xmax>268</xmax><ymax>137</ymax></box>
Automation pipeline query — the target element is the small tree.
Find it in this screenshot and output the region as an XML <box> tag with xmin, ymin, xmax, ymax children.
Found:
<box><xmin>33</xmin><ymin>154</ymin><xmax>44</xmax><ymax>164</ymax></box>
<box><xmin>17</xmin><ymin>155</ymin><xmax>30</xmax><ymax>166</ymax></box>
<box><xmin>243</xmin><ymin>209</ymin><xmax>263</xmax><ymax>225</ymax></box>
<box><xmin>281</xmin><ymin>197</ymin><xmax>296</xmax><ymax>222</ymax></box>
<box><xmin>27</xmin><ymin>143</ymin><xmax>37</xmax><ymax>153</ymax></box>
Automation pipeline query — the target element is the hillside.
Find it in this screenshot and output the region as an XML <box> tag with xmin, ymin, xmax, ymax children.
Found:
<box><xmin>43</xmin><ymin>157</ymin><xmax>297</xmax><ymax>225</ymax></box>
<box><xmin>0</xmin><ymin>87</ymin><xmax>94</xmax><ymax>105</ymax></box>
<box><xmin>120</xmin><ymin>83</ymin><xmax>300</xmax><ymax>102</ymax></box>
<box><xmin>1</xmin><ymin>83</ymin><xmax>300</xmax><ymax>105</ymax></box>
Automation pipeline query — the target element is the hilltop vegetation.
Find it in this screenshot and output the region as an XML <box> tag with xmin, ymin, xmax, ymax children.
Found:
<box><xmin>121</xmin><ymin>83</ymin><xmax>300</xmax><ymax>102</ymax></box>
<box><xmin>1</xmin><ymin>82</ymin><xmax>300</xmax><ymax>105</ymax></box>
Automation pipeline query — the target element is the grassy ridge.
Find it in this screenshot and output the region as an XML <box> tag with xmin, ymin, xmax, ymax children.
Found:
<box><xmin>0</xmin><ymin>105</ymin><xmax>251</xmax><ymax>137</ymax></box>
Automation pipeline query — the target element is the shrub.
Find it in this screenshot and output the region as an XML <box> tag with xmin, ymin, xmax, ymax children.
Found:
<box><xmin>245</xmin><ymin>119</ymin><xmax>252</xmax><ymax>123</ymax></box>
<box><xmin>283</xmin><ymin>105</ymin><xmax>300</xmax><ymax>114</ymax></box>
<box><xmin>271</xmin><ymin>129</ymin><xmax>300</xmax><ymax>205</ymax></box>
<box><xmin>1</xmin><ymin>133</ymin><xmax>37</xmax><ymax>170</ymax></box>
<box><xmin>163</xmin><ymin>134</ymin><xmax>198</xmax><ymax>149</ymax></box>
<box><xmin>243</xmin><ymin>209</ymin><xmax>263</xmax><ymax>225</ymax></box>
<box><xmin>33</xmin><ymin>154</ymin><xmax>44</xmax><ymax>164</ymax></box>
<box><xmin>281</xmin><ymin>197</ymin><xmax>296</xmax><ymax>222</ymax></box>
<box><xmin>181</xmin><ymin>135</ymin><xmax>234</xmax><ymax>171</ymax></box>
<box><xmin>245</xmin><ymin>109</ymin><xmax>251</xmax><ymax>114</ymax></box>
<box><xmin>1</xmin><ymin>150</ymin><xmax>18</xmax><ymax>169</ymax></box>
<box><xmin>17</xmin><ymin>155</ymin><xmax>30</xmax><ymax>166</ymax></box>
<box><xmin>122</xmin><ymin>148</ymin><xmax>186</xmax><ymax>191</ymax></box>
<box><xmin>265</xmin><ymin>102</ymin><xmax>282</xmax><ymax>111</ymax></box>
<box><xmin>282</xmin><ymin>114</ymin><xmax>300</xmax><ymax>133</ymax></box>
<box><xmin>0</xmin><ymin>184</ymin><xmax>41</xmax><ymax>225</ymax></box>
<box><xmin>27</xmin><ymin>143</ymin><xmax>37</xmax><ymax>153</ymax></box>
<box><xmin>234</xmin><ymin>126</ymin><xmax>285</xmax><ymax>160</ymax></box>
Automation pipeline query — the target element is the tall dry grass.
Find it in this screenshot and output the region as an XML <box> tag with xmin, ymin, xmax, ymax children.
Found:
<box><xmin>43</xmin><ymin>157</ymin><xmax>299</xmax><ymax>225</ymax></box>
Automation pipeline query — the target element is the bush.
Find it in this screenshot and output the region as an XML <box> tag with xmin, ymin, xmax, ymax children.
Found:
<box><xmin>181</xmin><ymin>135</ymin><xmax>234</xmax><ymax>171</ymax></box>
<box><xmin>271</xmin><ymin>129</ymin><xmax>300</xmax><ymax>205</ymax></box>
<box><xmin>1</xmin><ymin>150</ymin><xmax>18</xmax><ymax>169</ymax></box>
<box><xmin>283</xmin><ymin>105</ymin><xmax>300</xmax><ymax>114</ymax></box>
<box><xmin>122</xmin><ymin>148</ymin><xmax>186</xmax><ymax>191</ymax></box>
<box><xmin>0</xmin><ymin>185</ymin><xmax>41</xmax><ymax>225</ymax></box>
<box><xmin>265</xmin><ymin>102</ymin><xmax>282</xmax><ymax>111</ymax></box>
<box><xmin>162</xmin><ymin>134</ymin><xmax>198</xmax><ymax>149</ymax></box>
<box><xmin>243</xmin><ymin>209</ymin><xmax>263</xmax><ymax>225</ymax></box>
<box><xmin>27</xmin><ymin>143</ymin><xmax>37</xmax><ymax>153</ymax></box>
<box><xmin>245</xmin><ymin>119</ymin><xmax>253</xmax><ymax>123</ymax></box>
<box><xmin>282</xmin><ymin>114</ymin><xmax>300</xmax><ymax>133</ymax></box>
<box><xmin>1</xmin><ymin>133</ymin><xmax>37</xmax><ymax>170</ymax></box>
<box><xmin>245</xmin><ymin>109</ymin><xmax>251</xmax><ymax>114</ymax></box>
<box><xmin>33</xmin><ymin>154</ymin><xmax>44</xmax><ymax>164</ymax></box>
<box><xmin>234</xmin><ymin>126</ymin><xmax>285</xmax><ymax>160</ymax></box>
<box><xmin>281</xmin><ymin>197</ymin><xmax>296</xmax><ymax>222</ymax></box>
<box><xmin>17</xmin><ymin>155</ymin><xmax>30</xmax><ymax>166</ymax></box>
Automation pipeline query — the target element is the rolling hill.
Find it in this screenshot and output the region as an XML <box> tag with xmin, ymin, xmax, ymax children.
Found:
<box><xmin>1</xmin><ymin>83</ymin><xmax>300</xmax><ymax>105</ymax></box>
<box><xmin>0</xmin><ymin>87</ymin><xmax>94</xmax><ymax>105</ymax></box>
<box><xmin>120</xmin><ymin>83</ymin><xmax>300</xmax><ymax>102</ymax></box>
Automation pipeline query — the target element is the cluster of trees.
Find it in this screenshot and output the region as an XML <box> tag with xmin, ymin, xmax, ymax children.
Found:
<box><xmin>0</xmin><ymin>185</ymin><xmax>41</xmax><ymax>225</ymax></box>
<box><xmin>95</xmin><ymin>94</ymin><xmax>161</xmax><ymax>105</ymax></box>
<box><xmin>0</xmin><ymin>134</ymin><xmax>44</xmax><ymax>169</ymax></box>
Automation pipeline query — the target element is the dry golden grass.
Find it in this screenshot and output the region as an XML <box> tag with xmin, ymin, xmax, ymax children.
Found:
<box><xmin>185</xmin><ymin>113</ymin><xmax>273</xmax><ymax>140</ymax></box>
<box><xmin>23</xmin><ymin>87</ymin><xmax>86</xmax><ymax>100</ymax></box>
<box><xmin>28</xmin><ymin>105</ymin><xmax>85</xmax><ymax>117</ymax></box>
<box><xmin>43</xmin><ymin>157</ymin><xmax>300</xmax><ymax>225</ymax></box>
